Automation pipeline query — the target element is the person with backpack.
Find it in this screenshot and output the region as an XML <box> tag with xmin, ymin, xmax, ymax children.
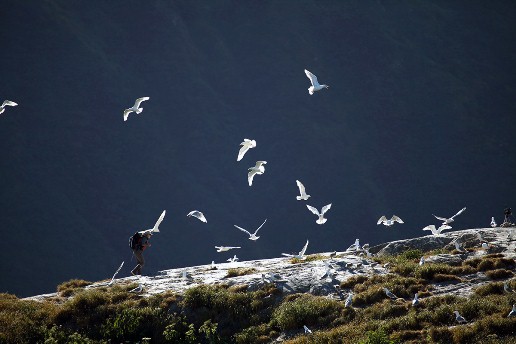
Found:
<box><xmin>130</xmin><ymin>231</ymin><xmax>152</xmax><ymax>276</ymax></box>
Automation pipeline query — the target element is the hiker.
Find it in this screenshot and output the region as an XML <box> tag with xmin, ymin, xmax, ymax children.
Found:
<box><xmin>131</xmin><ymin>231</ymin><xmax>152</xmax><ymax>276</ymax></box>
<box><xmin>503</xmin><ymin>207</ymin><xmax>514</xmax><ymax>227</ymax></box>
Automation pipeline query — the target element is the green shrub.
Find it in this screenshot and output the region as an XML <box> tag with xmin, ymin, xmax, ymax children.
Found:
<box><xmin>474</xmin><ymin>282</ymin><xmax>504</xmax><ymax>296</ymax></box>
<box><xmin>486</xmin><ymin>269</ymin><xmax>514</xmax><ymax>280</ymax></box>
<box><xmin>340</xmin><ymin>275</ymin><xmax>369</xmax><ymax>289</ymax></box>
<box><xmin>57</xmin><ymin>279</ymin><xmax>92</xmax><ymax>297</ymax></box>
<box><xmin>102</xmin><ymin>306</ymin><xmax>169</xmax><ymax>342</ymax></box>
<box><xmin>225</xmin><ymin>268</ymin><xmax>257</xmax><ymax>278</ymax></box>
<box><xmin>358</xmin><ymin>328</ymin><xmax>395</xmax><ymax>344</ymax></box>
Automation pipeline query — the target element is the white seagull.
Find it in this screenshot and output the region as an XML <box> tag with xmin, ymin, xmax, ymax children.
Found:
<box><xmin>139</xmin><ymin>210</ymin><xmax>166</xmax><ymax>235</ymax></box>
<box><xmin>412</xmin><ymin>293</ymin><xmax>420</xmax><ymax>306</ymax></box>
<box><xmin>303</xmin><ymin>325</ymin><xmax>312</xmax><ymax>334</ymax></box>
<box><xmin>345</xmin><ymin>293</ymin><xmax>353</xmax><ymax>308</ymax></box>
<box><xmin>282</xmin><ymin>240</ymin><xmax>309</xmax><ymax>260</ymax></box>
<box><xmin>123</xmin><ymin>97</ymin><xmax>150</xmax><ymax>121</ymax></box>
<box><xmin>453</xmin><ymin>311</ymin><xmax>467</xmax><ymax>324</ymax></box>
<box><xmin>419</xmin><ymin>257</ymin><xmax>425</xmax><ymax>266</ymax></box>
<box><xmin>227</xmin><ymin>255</ymin><xmax>239</xmax><ymax>263</ymax></box>
<box><xmin>248</xmin><ymin>161</ymin><xmax>267</xmax><ymax>186</ymax></box>
<box><xmin>453</xmin><ymin>241</ymin><xmax>464</xmax><ymax>252</ymax></box>
<box><xmin>0</xmin><ymin>100</ymin><xmax>18</xmax><ymax>115</ymax></box>
<box><xmin>504</xmin><ymin>282</ymin><xmax>514</xmax><ymax>293</ymax></box>
<box><xmin>215</xmin><ymin>246</ymin><xmax>241</xmax><ymax>252</ymax></box>
<box><xmin>234</xmin><ymin>219</ymin><xmax>267</xmax><ymax>241</ymax></box>
<box><xmin>237</xmin><ymin>139</ymin><xmax>256</xmax><ymax>161</ymax></box>
<box><xmin>508</xmin><ymin>304</ymin><xmax>516</xmax><ymax>317</ymax></box>
<box><xmin>377</xmin><ymin>215</ymin><xmax>404</xmax><ymax>227</ymax></box>
<box><xmin>490</xmin><ymin>217</ymin><xmax>497</xmax><ymax>228</ymax></box>
<box><xmin>129</xmin><ymin>283</ymin><xmax>143</xmax><ymax>293</ymax></box>
<box><xmin>304</xmin><ymin>69</ymin><xmax>329</xmax><ymax>95</ymax></box>
<box><xmin>108</xmin><ymin>261</ymin><xmax>125</xmax><ymax>286</ymax></box>
<box><xmin>295</xmin><ymin>180</ymin><xmax>311</xmax><ymax>201</ymax></box>
<box><xmin>383</xmin><ymin>288</ymin><xmax>398</xmax><ymax>300</ymax></box>
<box><xmin>433</xmin><ymin>207</ymin><xmax>466</xmax><ymax>225</ymax></box>
<box><xmin>347</xmin><ymin>238</ymin><xmax>361</xmax><ymax>251</ymax></box>
<box><xmin>187</xmin><ymin>210</ymin><xmax>207</xmax><ymax>223</ymax></box>
<box><xmin>422</xmin><ymin>224</ymin><xmax>450</xmax><ymax>236</ymax></box>
<box><xmin>306</xmin><ymin>204</ymin><xmax>332</xmax><ymax>224</ymax></box>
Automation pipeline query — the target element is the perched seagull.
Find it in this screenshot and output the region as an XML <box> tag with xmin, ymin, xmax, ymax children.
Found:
<box><xmin>454</xmin><ymin>311</ymin><xmax>467</xmax><ymax>324</ymax></box>
<box><xmin>490</xmin><ymin>217</ymin><xmax>497</xmax><ymax>228</ymax></box>
<box><xmin>295</xmin><ymin>180</ymin><xmax>311</xmax><ymax>201</ymax></box>
<box><xmin>303</xmin><ymin>325</ymin><xmax>312</xmax><ymax>334</ymax></box>
<box><xmin>234</xmin><ymin>219</ymin><xmax>267</xmax><ymax>241</ymax></box>
<box><xmin>383</xmin><ymin>288</ymin><xmax>398</xmax><ymax>300</ymax></box>
<box><xmin>320</xmin><ymin>260</ymin><xmax>335</xmax><ymax>280</ymax></box>
<box><xmin>433</xmin><ymin>207</ymin><xmax>466</xmax><ymax>225</ymax></box>
<box><xmin>377</xmin><ymin>215</ymin><xmax>404</xmax><ymax>227</ymax></box>
<box><xmin>422</xmin><ymin>224</ymin><xmax>450</xmax><ymax>236</ymax></box>
<box><xmin>248</xmin><ymin>161</ymin><xmax>267</xmax><ymax>186</ymax></box>
<box><xmin>0</xmin><ymin>100</ymin><xmax>18</xmax><ymax>115</ymax></box>
<box><xmin>139</xmin><ymin>210</ymin><xmax>166</xmax><ymax>235</ymax></box>
<box><xmin>129</xmin><ymin>283</ymin><xmax>143</xmax><ymax>293</ymax></box>
<box><xmin>304</xmin><ymin>69</ymin><xmax>329</xmax><ymax>95</ymax></box>
<box><xmin>345</xmin><ymin>293</ymin><xmax>353</xmax><ymax>308</ymax></box>
<box><xmin>306</xmin><ymin>204</ymin><xmax>332</xmax><ymax>224</ymax></box>
<box><xmin>237</xmin><ymin>139</ymin><xmax>256</xmax><ymax>161</ymax></box>
<box><xmin>419</xmin><ymin>257</ymin><xmax>425</xmax><ymax>266</ymax></box>
<box><xmin>329</xmin><ymin>251</ymin><xmax>337</xmax><ymax>260</ymax></box>
<box><xmin>504</xmin><ymin>282</ymin><xmax>514</xmax><ymax>293</ymax></box>
<box><xmin>508</xmin><ymin>304</ymin><xmax>516</xmax><ymax>317</ymax></box>
<box><xmin>181</xmin><ymin>269</ymin><xmax>192</xmax><ymax>280</ymax></box>
<box><xmin>412</xmin><ymin>293</ymin><xmax>420</xmax><ymax>307</ymax></box>
<box><xmin>227</xmin><ymin>255</ymin><xmax>239</xmax><ymax>263</ymax></box>
<box><xmin>187</xmin><ymin>210</ymin><xmax>207</xmax><ymax>223</ymax></box>
<box><xmin>282</xmin><ymin>240</ymin><xmax>309</xmax><ymax>260</ymax></box>
<box><xmin>108</xmin><ymin>261</ymin><xmax>124</xmax><ymax>286</ymax></box>
<box><xmin>210</xmin><ymin>261</ymin><xmax>217</xmax><ymax>270</ymax></box>
<box><xmin>453</xmin><ymin>241</ymin><xmax>464</xmax><ymax>252</ymax></box>
<box><xmin>347</xmin><ymin>239</ymin><xmax>361</xmax><ymax>251</ymax></box>
<box><xmin>215</xmin><ymin>246</ymin><xmax>241</xmax><ymax>252</ymax></box>
<box><xmin>123</xmin><ymin>97</ymin><xmax>149</xmax><ymax>121</ymax></box>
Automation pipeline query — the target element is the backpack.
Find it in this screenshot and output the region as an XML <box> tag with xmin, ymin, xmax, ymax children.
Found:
<box><xmin>129</xmin><ymin>232</ymin><xmax>142</xmax><ymax>250</ymax></box>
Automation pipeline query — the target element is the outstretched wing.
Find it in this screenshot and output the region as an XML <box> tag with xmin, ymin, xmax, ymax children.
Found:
<box><xmin>391</xmin><ymin>215</ymin><xmax>404</xmax><ymax>223</ymax></box>
<box><xmin>234</xmin><ymin>225</ymin><xmax>252</xmax><ymax>237</ymax></box>
<box><xmin>248</xmin><ymin>170</ymin><xmax>257</xmax><ymax>186</ymax></box>
<box><xmin>377</xmin><ymin>216</ymin><xmax>387</xmax><ymax>225</ymax></box>
<box><xmin>123</xmin><ymin>109</ymin><xmax>132</xmax><ymax>121</ymax></box>
<box><xmin>237</xmin><ymin>144</ymin><xmax>251</xmax><ymax>161</ymax></box>
<box><xmin>254</xmin><ymin>219</ymin><xmax>267</xmax><ymax>235</ymax></box>
<box><xmin>152</xmin><ymin>210</ymin><xmax>166</xmax><ymax>232</ymax></box>
<box><xmin>255</xmin><ymin>160</ymin><xmax>267</xmax><ymax>168</ymax></box>
<box><xmin>281</xmin><ymin>253</ymin><xmax>294</xmax><ymax>257</ymax></box>
<box><xmin>306</xmin><ymin>205</ymin><xmax>320</xmax><ymax>216</ymax></box>
<box><xmin>321</xmin><ymin>203</ymin><xmax>332</xmax><ymax>215</ymax></box>
<box><xmin>134</xmin><ymin>96</ymin><xmax>149</xmax><ymax>108</ymax></box>
<box><xmin>299</xmin><ymin>240</ymin><xmax>309</xmax><ymax>256</ymax></box>
<box><xmin>2</xmin><ymin>100</ymin><xmax>17</xmax><ymax>107</ymax></box>
<box><xmin>433</xmin><ymin>214</ymin><xmax>447</xmax><ymax>221</ymax></box>
<box><xmin>451</xmin><ymin>207</ymin><xmax>466</xmax><ymax>219</ymax></box>
<box><xmin>422</xmin><ymin>225</ymin><xmax>435</xmax><ymax>232</ymax></box>
<box><xmin>296</xmin><ymin>180</ymin><xmax>307</xmax><ymax>196</ymax></box>
<box><xmin>304</xmin><ymin>69</ymin><xmax>319</xmax><ymax>87</ymax></box>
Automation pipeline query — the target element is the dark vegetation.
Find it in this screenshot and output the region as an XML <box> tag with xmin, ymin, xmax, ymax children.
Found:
<box><xmin>1</xmin><ymin>252</ymin><xmax>515</xmax><ymax>343</ymax></box>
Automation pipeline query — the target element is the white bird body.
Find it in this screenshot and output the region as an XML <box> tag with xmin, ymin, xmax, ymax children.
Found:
<box><xmin>215</xmin><ymin>246</ymin><xmax>241</xmax><ymax>252</ymax></box>
<box><xmin>454</xmin><ymin>311</ymin><xmax>467</xmax><ymax>323</ymax></box>
<box><xmin>0</xmin><ymin>100</ymin><xmax>18</xmax><ymax>114</ymax></box>
<box><xmin>123</xmin><ymin>97</ymin><xmax>149</xmax><ymax>121</ymax></box>
<box><xmin>306</xmin><ymin>204</ymin><xmax>332</xmax><ymax>224</ymax></box>
<box><xmin>433</xmin><ymin>207</ymin><xmax>466</xmax><ymax>225</ymax></box>
<box><xmin>303</xmin><ymin>325</ymin><xmax>312</xmax><ymax>334</ymax></box>
<box><xmin>304</xmin><ymin>69</ymin><xmax>329</xmax><ymax>95</ymax></box>
<box><xmin>227</xmin><ymin>255</ymin><xmax>239</xmax><ymax>263</ymax></box>
<box><xmin>129</xmin><ymin>283</ymin><xmax>143</xmax><ymax>293</ymax></box>
<box><xmin>454</xmin><ymin>241</ymin><xmax>464</xmax><ymax>252</ymax></box>
<box><xmin>412</xmin><ymin>293</ymin><xmax>419</xmax><ymax>306</ymax></box>
<box><xmin>508</xmin><ymin>304</ymin><xmax>516</xmax><ymax>317</ymax></box>
<box><xmin>237</xmin><ymin>139</ymin><xmax>256</xmax><ymax>161</ymax></box>
<box><xmin>384</xmin><ymin>288</ymin><xmax>398</xmax><ymax>299</ymax></box>
<box><xmin>419</xmin><ymin>257</ymin><xmax>425</xmax><ymax>266</ymax></box>
<box><xmin>490</xmin><ymin>217</ymin><xmax>497</xmax><ymax>227</ymax></box>
<box><xmin>187</xmin><ymin>210</ymin><xmax>207</xmax><ymax>223</ymax></box>
<box><xmin>345</xmin><ymin>293</ymin><xmax>353</xmax><ymax>307</ymax></box>
<box><xmin>377</xmin><ymin>215</ymin><xmax>404</xmax><ymax>227</ymax></box>
<box><xmin>282</xmin><ymin>240</ymin><xmax>309</xmax><ymax>259</ymax></box>
<box><xmin>234</xmin><ymin>219</ymin><xmax>267</xmax><ymax>240</ymax></box>
<box><xmin>138</xmin><ymin>210</ymin><xmax>166</xmax><ymax>235</ymax></box>
<box><xmin>295</xmin><ymin>180</ymin><xmax>311</xmax><ymax>201</ymax></box>
<box><xmin>248</xmin><ymin>161</ymin><xmax>267</xmax><ymax>186</ymax></box>
<box><xmin>422</xmin><ymin>224</ymin><xmax>450</xmax><ymax>236</ymax></box>
<box><xmin>347</xmin><ymin>238</ymin><xmax>361</xmax><ymax>251</ymax></box>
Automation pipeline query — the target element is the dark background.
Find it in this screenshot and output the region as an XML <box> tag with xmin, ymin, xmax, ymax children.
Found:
<box><xmin>1</xmin><ymin>1</ymin><xmax>515</xmax><ymax>297</ymax></box>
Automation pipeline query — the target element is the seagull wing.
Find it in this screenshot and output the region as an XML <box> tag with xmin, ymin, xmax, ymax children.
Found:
<box><xmin>255</xmin><ymin>160</ymin><xmax>267</xmax><ymax>168</ymax></box>
<box><xmin>123</xmin><ymin>109</ymin><xmax>133</xmax><ymax>121</ymax></box>
<box><xmin>254</xmin><ymin>218</ymin><xmax>267</xmax><ymax>235</ymax></box>
<box><xmin>304</xmin><ymin>69</ymin><xmax>319</xmax><ymax>87</ymax></box>
<box><xmin>134</xmin><ymin>96</ymin><xmax>149</xmax><ymax>108</ymax></box>
<box><xmin>299</xmin><ymin>240</ymin><xmax>309</xmax><ymax>256</ymax></box>
<box><xmin>433</xmin><ymin>214</ymin><xmax>448</xmax><ymax>221</ymax></box>
<box><xmin>306</xmin><ymin>205</ymin><xmax>320</xmax><ymax>216</ymax></box>
<box><xmin>296</xmin><ymin>180</ymin><xmax>307</xmax><ymax>196</ymax></box>
<box><xmin>152</xmin><ymin>210</ymin><xmax>166</xmax><ymax>232</ymax></box>
<box><xmin>422</xmin><ymin>225</ymin><xmax>435</xmax><ymax>232</ymax></box>
<box><xmin>281</xmin><ymin>253</ymin><xmax>294</xmax><ymax>257</ymax></box>
<box><xmin>451</xmin><ymin>207</ymin><xmax>466</xmax><ymax>219</ymax></box>
<box><xmin>2</xmin><ymin>100</ymin><xmax>17</xmax><ymax>107</ymax></box>
<box><xmin>248</xmin><ymin>170</ymin><xmax>258</xmax><ymax>186</ymax></box>
<box><xmin>321</xmin><ymin>203</ymin><xmax>332</xmax><ymax>215</ymax></box>
<box><xmin>377</xmin><ymin>216</ymin><xmax>387</xmax><ymax>225</ymax></box>
<box><xmin>234</xmin><ymin>225</ymin><xmax>252</xmax><ymax>237</ymax></box>
<box><xmin>237</xmin><ymin>143</ymin><xmax>251</xmax><ymax>161</ymax></box>
<box><xmin>392</xmin><ymin>215</ymin><xmax>404</xmax><ymax>223</ymax></box>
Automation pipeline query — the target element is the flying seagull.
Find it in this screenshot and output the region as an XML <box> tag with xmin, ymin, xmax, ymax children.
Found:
<box><xmin>123</xmin><ymin>97</ymin><xmax>149</xmax><ymax>121</ymax></box>
<box><xmin>282</xmin><ymin>240</ymin><xmax>309</xmax><ymax>259</ymax></box>
<box><xmin>237</xmin><ymin>139</ymin><xmax>256</xmax><ymax>161</ymax></box>
<box><xmin>215</xmin><ymin>246</ymin><xmax>241</xmax><ymax>252</ymax></box>
<box><xmin>295</xmin><ymin>180</ymin><xmax>311</xmax><ymax>201</ymax></box>
<box><xmin>234</xmin><ymin>219</ymin><xmax>267</xmax><ymax>240</ymax></box>
<box><xmin>306</xmin><ymin>204</ymin><xmax>332</xmax><ymax>224</ymax></box>
<box><xmin>453</xmin><ymin>311</ymin><xmax>467</xmax><ymax>324</ymax></box>
<box><xmin>108</xmin><ymin>261</ymin><xmax>124</xmax><ymax>286</ymax></box>
<box><xmin>248</xmin><ymin>161</ymin><xmax>267</xmax><ymax>186</ymax></box>
<box><xmin>0</xmin><ymin>100</ymin><xmax>18</xmax><ymax>115</ymax></box>
<box><xmin>490</xmin><ymin>217</ymin><xmax>497</xmax><ymax>228</ymax></box>
<box><xmin>303</xmin><ymin>325</ymin><xmax>312</xmax><ymax>334</ymax></box>
<box><xmin>383</xmin><ymin>287</ymin><xmax>398</xmax><ymax>300</ymax></box>
<box><xmin>433</xmin><ymin>207</ymin><xmax>466</xmax><ymax>225</ymax></box>
<box><xmin>304</xmin><ymin>69</ymin><xmax>329</xmax><ymax>95</ymax></box>
<box><xmin>508</xmin><ymin>304</ymin><xmax>516</xmax><ymax>318</ymax></box>
<box><xmin>377</xmin><ymin>215</ymin><xmax>404</xmax><ymax>227</ymax></box>
<box><xmin>138</xmin><ymin>210</ymin><xmax>166</xmax><ymax>235</ymax></box>
<box><xmin>227</xmin><ymin>255</ymin><xmax>239</xmax><ymax>263</ymax></box>
<box><xmin>422</xmin><ymin>224</ymin><xmax>450</xmax><ymax>236</ymax></box>
<box><xmin>187</xmin><ymin>210</ymin><xmax>207</xmax><ymax>223</ymax></box>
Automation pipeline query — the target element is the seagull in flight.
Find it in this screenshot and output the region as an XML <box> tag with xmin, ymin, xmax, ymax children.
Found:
<box><xmin>433</xmin><ymin>207</ymin><xmax>466</xmax><ymax>225</ymax></box>
<box><xmin>0</xmin><ymin>100</ymin><xmax>18</xmax><ymax>115</ymax></box>
<box><xmin>187</xmin><ymin>210</ymin><xmax>207</xmax><ymax>223</ymax></box>
<box><xmin>248</xmin><ymin>161</ymin><xmax>267</xmax><ymax>186</ymax></box>
<box><xmin>295</xmin><ymin>180</ymin><xmax>311</xmax><ymax>201</ymax></box>
<box><xmin>215</xmin><ymin>246</ymin><xmax>241</xmax><ymax>252</ymax></box>
<box><xmin>282</xmin><ymin>240</ymin><xmax>309</xmax><ymax>259</ymax></box>
<box><xmin>227</xmin><ymin>255</ymin><xmax>239</xmax><ymax>263</ymax></box>
<box><xmin>422</xmin><ymin>224</ymin><xmax>450</xmax><ymax>236</ymax></box>
<box><xmin>234</xmin><ymin>219</ymin><xmax>267</xmax><ymax>241</ymax></box>
<box><xmin>304</xmin><ymin>69</ymin><xmax>329</xmax><ymax>95</ymax></box>
<box><xmin>237</xmin><ymin>139</ymin><xmax>256</xmax><ymax>161</ymax></box>
<box><xmin>306</xmin><ymin>204</ymin><xmax>332</xmax><ymax>224</ymax></box>
<box><xmin>383</xmin><ymin>288</ymin><xmax>398</xmax><ymax>300</ymax></box>
<box><xmin>108</xmin><ymin>261</ymin><xmax>124</xmax><ymax>286</ymax></box>
<box><xmin>123</xmin><ymin>97</ymin><xmax>149</xmax><ymax>121</ymax></box>
<box><xmin>377</xmin><ymin>215</ymin><xmax>404</xmax><ymax>227</ymax></box>
<box><xmin>490</xmin><ymin>217</ymin><xmax>497</xmax><ymax>228</ymax></box>
<box><xmin>139</xmin><ymin>210</ymin><xmax>166</xmax><ymax>235</ymax></box>
<box><xmin>453</xmin><ymin>311</ymin><xmax>467</xmax><ymax>324</ymax></box>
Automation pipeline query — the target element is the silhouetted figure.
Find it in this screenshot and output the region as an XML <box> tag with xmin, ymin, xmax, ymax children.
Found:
<box><xmin>131</xmin><ymin>232</ymin><xmax>152</xmax><ymax>275</ymax></box>
<box><xmin>502</xmin><ymin>207</ymin><xmax>514</xmax><ymax>227</ymax></box>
